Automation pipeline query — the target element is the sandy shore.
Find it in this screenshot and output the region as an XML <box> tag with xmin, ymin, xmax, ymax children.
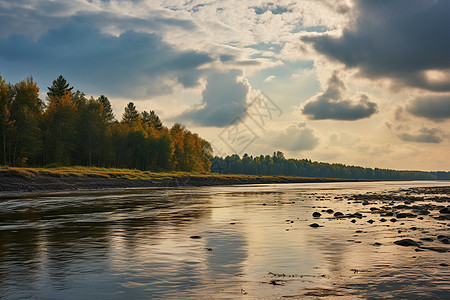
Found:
<box><xmin>0</xmin><ymin>172</ymin><xmax>364</xmax><ymax>194</ymax></box>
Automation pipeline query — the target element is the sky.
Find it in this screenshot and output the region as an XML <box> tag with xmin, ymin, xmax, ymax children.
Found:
<box><xmin>0</xmin><ymin>0</ymin><xmax>449</xmax><ymax>171</ymax></box>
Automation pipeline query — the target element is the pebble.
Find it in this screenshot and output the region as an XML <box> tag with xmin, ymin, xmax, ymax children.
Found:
<box><xmin>394</xmin><ymin>239</ymin><xmax>419</xmax><ymax>247</ymax></box>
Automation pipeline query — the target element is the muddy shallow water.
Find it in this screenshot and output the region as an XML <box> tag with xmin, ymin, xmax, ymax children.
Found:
<box><xmin>0</xmin><ymin>181</ymin><xmax>449</xmax><ymax>299</ymax></box>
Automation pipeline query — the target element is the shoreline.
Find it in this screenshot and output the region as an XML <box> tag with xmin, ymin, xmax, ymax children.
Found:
<box><xmin>0</xmin><ymin>169</ymin><xmax>369</xmax><ymax>194</ymax></box>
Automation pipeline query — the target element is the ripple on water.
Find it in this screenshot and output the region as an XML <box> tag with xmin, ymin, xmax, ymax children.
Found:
<box><xmin>0</xmin><ymin>181</ymin><xmax>449</xmax><ymax>299</ymax></box>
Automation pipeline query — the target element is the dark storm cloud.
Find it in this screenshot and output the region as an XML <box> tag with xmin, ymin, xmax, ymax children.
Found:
<box><xmin>0</xmin><ymin>20</ymin><xmax>211</xmax><ymax>98</ymax></box>
<box><xmin>176</xmin><ymin>70</ymin><xmax>249</xmax><ymax>127</ymax></box>
<box><xmin>302</xmin><ymin>73</ymin><xmax>377</xmax><ymax>120</ymax></box>
<box><xmin>302</xmin><ymin>0</ymin><xmax>450</xmax><ymax>91</ymax></box>
<box><xmin>398</xmin><ymin>127</ymin><xmax>442</xmax><ymax>144</ymax></box>
<box><xmin>407</xmin><ymin>95</ymin><xmax>450</xmax><ymax>121</ymax></box>
<box><xmin>0</xmin><ymin>0</ymin><xmax>198</xmax><ymax>38</ymax></box>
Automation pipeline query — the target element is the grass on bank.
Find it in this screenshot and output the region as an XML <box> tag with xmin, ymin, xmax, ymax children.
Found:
<box><xmin>0</xmin><ymin>165</ymin><xmax>358</xmax><ymax>183</ymax></box>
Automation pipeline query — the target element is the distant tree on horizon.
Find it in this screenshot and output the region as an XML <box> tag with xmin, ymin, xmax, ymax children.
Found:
<box><xmin>211</xmin><ymin>152</ymin><xmax>437</xmax><ymax>180</ymax></box>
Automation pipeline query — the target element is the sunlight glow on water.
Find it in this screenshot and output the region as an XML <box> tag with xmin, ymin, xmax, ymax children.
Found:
<box><xmin>0</xmin><ymin>181</ymin><xmax>449</xmax><ymax>299</ymax></box>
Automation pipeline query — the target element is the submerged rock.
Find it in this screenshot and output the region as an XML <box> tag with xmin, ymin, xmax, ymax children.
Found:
<box><xmin>437</xmin><ymin>236</ymin><xmax>450</xmax><ymax>244</ymax></box>
<box><xmin>394</xmin><ymin>239</ymin><xmax>419</xmax><ymax>247</ymax></box>
<box><xmin>420</xmin><ymin>237</ymin><xmax>434</xmax><ymax>242</ymax></box>
<box><xmin>439</xmin><ymin>207</ymin><xmax>450</xmax><ymax>214</ymax></box>
<box><xmin>420</xmin><ymin>246</ymin><xmax>449</xmax><ymax>253</ymax></box>
<box><xmin>396</xmin><ymin>213</ymin><xmax>417</xmax><ymax>218</ymax></box>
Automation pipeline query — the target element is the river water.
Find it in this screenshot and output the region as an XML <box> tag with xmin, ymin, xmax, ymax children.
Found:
<box><xmin>0</xmin><ymin>181</ymin><xmax>449</xmax><ymax>299</ymax></box>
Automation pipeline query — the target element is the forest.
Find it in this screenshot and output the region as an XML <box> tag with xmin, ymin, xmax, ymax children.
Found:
<box><xmin>0</xmin><ymin>75</ymin><xmax>212</xmax><ymax>172</ymax></box>
<box><xmin>211</xmin><ymin>152</ymin><xmax>443</xmax><ymax>180</ymax></box>
<box><xmin>1</xmin><ymin>74</ymin><xmax>448</xmax><ymax>180</ymax></box>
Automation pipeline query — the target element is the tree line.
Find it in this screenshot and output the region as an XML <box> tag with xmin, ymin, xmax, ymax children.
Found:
<box><xmin>211</xmin><ymin>151</ymin><xmax>440</xmax><ymax>180</ymax></box>
<box><xmin>0</xmin><ymin>75</ymin><xmax>212</xmax><ymax>172</ymax></box>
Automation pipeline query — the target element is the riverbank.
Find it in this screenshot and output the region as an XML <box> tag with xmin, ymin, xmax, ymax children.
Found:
<box><xmin>0</xmin><ymin>166</ymin><xmax>365</xmax><ymax>194</ymax></box>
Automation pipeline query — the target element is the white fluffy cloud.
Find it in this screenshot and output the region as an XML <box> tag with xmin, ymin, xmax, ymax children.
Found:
<box><xmin>175</xmin><ymin>70</ymin><xmax>250</xmax><ymax>127</ymax></box>
<box><xmin>270</xmin><ymin>123</ymin><xmax>319</xmax><ymax>151</ymax></box>
<box><xmin>302</xmin><ymin>73</ymin><xmax>377</xmax><ymax>120</ymax></box>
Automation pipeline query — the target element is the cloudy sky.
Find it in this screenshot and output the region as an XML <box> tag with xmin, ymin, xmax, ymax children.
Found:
<box><xmin>1</xmin><ymin>0</ymin><xmax>449</xmax><ymax>171</ymax></box>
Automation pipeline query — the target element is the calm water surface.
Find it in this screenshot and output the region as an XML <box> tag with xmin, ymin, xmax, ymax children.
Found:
<box><xmin>0</xmin><ymin>181</ymin><xmax>449</xmax><ymax>299</ymax></box>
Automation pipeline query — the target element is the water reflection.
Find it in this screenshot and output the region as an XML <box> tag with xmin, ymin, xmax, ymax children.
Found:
<box><xmin>0</xmin><ymin>181</ymin><xmax>449</xmax><ymax>299</ymax></box>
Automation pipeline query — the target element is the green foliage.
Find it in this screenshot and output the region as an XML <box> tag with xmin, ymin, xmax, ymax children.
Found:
<box><xmin>122</xmin><ymin>102</ymin><xmax>140</xmax><ymax>124</ymax></box>
<box><xmin>211</xmin><ymin>152</ymin><xmax>437</xmax><ymax>180</ymax></box>
<box><xmin>1</xmin><ymin>77</ymin><xmax>43</xmax><ymax>166</ymax></box>
<box><xmin>0</xmin><ymin>76</ymin><xmax>13</xmax><ymax>166</ymax></box>
<box><xmin>0</xmin><ymin>74</ymin><xmax>212</xmax><ymax>172</ymax></box>
<box><xmin>141</xmin><ymin>110</ymin><xmax>162</xmax><ymax>130</ymax></box>
<box><xmin>98</xmin><ymin>95</ymin><xmax>115</xmax><ymax>124</ymax></box>
<box><xmin>47</xmin><ymin>75</ymin><xmax>73</xmax><ymax>98</ymax></box>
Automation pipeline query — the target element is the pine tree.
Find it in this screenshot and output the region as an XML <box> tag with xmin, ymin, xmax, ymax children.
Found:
<box><xmin>47</xmin><ymin>75</ymin><xmax>73</xmax><ymax>98</ymax></box>
<box><xmin>141</xmin><ymin>110</ymin><xmax>162</xmax><ymax>130</ymax></box>
<box><xmin>122</xmin><ymin>102</ymin><xmax>140</xmax><ymax>124</ymax></box>
<box><xmin>98</xmin><ymin>95</ymin><xmax>115</xmax><ymax>124</ymax></box>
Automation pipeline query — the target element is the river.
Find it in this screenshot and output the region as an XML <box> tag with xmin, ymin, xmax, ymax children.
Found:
<box><xmin>1</xmin><ymin>181</ymin><xmax>449</xmax><ymax>299</ymax></box>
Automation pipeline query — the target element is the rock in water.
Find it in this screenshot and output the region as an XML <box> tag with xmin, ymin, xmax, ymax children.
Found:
<box><xmin>312</xmin><ymin>212</ymin><xmax>322</xmax><ymax>217</ymax></box>
<box><xmin>334</xmin><ymin>212</ymin><xmax>344</xmax><ymax>217</ymax></box>
<box><xmin>190</xmin><ymin>235</ymin><xmax>202</xmax><ymax>239</ymax></box>
<box><xmin>309</xmin><ymin>223</ymin><xmax>320</xmax><ymax>228</ymax></box>
<box><xmin>394</xmin><ymin>239</ymin><xmax>419</xmax><ymax>247</ymax></box>
<box><xmin>396</xmin><ymin>213</ymin><xmax>417</xmax><ymax>218</ymax></box>
<box><xmin>439</xmin><ymin>207</ymin><xmax>450</xmax><ymax>214</ymax></box>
